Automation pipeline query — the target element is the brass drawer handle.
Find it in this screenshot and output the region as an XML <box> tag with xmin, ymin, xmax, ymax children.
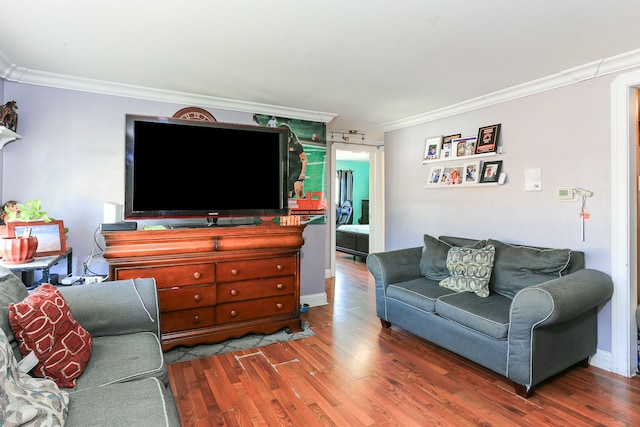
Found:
<box><xmin>193</xmin><ymin>315</ymin><xmax>200</xmax><ymax>323</ymax></box>
<box><xmin>193</xmin><ymin>271</ymin><xmax>201</xmax><ymax>279</ymax></box>
<box><xmin>230</xmin><ymin>289</ymin><xmax>239</xmax><ymax>296</ymax></box>
<box><xmin>230</xmin><ymin>310</ymin><xmax>238</xmax><ymax>317</ymax></box>
<box><xmin>276</xmin><ymin>303</ymin><xmax>283</xmax><ymax>310</ymax></box>
<box><xmin>193</xmin><ymin>294</ymin><xmax>201</xmax><ymax>302</ymax></box>
<box><xmin>230</xmin><ymin>268</ymin><xmax>239</xmax><ymax>276</ymax></box>
<box><xmin>276</xmin><ymin>283</ymin><xmax>284</xmax><ymax>290</ymax></box>
<box><xmin>276</xmin><ymin>264</ymin><xmax>284</xmax><ymax>271</ymax></box>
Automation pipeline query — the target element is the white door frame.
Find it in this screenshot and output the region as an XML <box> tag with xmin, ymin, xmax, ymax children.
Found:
<box><xmin>329</xmin><ymin>143</ymin><xmax>384</xmax><ymax>277</ymax></box>
<box><xmin>611</xmin><ymin>69</ymin><xmax>640</xmax><ymax>377</ymax></box>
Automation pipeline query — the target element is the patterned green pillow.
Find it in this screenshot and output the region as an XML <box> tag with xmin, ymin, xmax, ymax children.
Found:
<box><xmin>439</xmin><ymin>245</ymin><xmax>495</xmax><ymax>297</ymax></box>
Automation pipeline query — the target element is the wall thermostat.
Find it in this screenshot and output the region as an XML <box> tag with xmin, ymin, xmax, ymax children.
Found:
<box><xmin>556</xmin><ymin>187</ymin><xmax>577</xmax><ymax>201</ymax></box>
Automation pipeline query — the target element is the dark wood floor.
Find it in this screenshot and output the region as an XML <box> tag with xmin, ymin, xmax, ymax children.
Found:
<box><xmin>168</xmin><ymin>253</ymin><xmax>640</xmax><ymax>426</ymax></box>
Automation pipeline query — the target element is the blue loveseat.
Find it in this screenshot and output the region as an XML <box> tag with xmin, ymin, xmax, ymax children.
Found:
<box><xmin>366</xmin><ymin>234</ymin><xmax>614</xmax><ymax>397</ymax></box>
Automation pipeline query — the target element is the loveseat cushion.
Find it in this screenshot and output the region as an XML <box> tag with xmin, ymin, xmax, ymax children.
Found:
<box><xmin>435</xmin><ymin>292</ymin><xmax>512</xmax><ymax>339</ymax></box>
<box><xmin>488</xmin><ymin>239</ymin><xmax>572</xmax><ymax>298</ymax></box>
<box><xmin>66</xmin><ymin>377</ymin><xmax>179</xmax><ymax>427</ymax></box>
<box><xmin>73</xmin><ymin>331</ymin><xmax>167</xmax><ymax>391</ymax></box>
<box><xmin>386</xmin><ymin>277</ymin><xmax>455</xmax><ymax>313</ymax></box>
<box><xmin>439</xmin><ymin>244</ymin><xmax>495</xmax><ymax>297</ymax></box>
<box><xmin>420</xmin><ymin>234</ymin><xmax>486</xmax><ymax>280</ymax></box>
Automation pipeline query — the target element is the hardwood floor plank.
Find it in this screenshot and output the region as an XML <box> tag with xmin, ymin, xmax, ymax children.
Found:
<box><xmin>168</xmin><ymin>255</ymin><xmax>640</xmax><ymax>426</ymax></box>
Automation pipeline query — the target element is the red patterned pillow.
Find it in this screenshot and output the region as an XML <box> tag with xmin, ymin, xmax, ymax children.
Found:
<box><xmin>8</xmin><ymin>284</ymin><xmax>92</xmax><ymax>388</ymax></box>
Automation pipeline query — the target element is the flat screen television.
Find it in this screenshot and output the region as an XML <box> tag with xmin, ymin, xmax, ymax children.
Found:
<box><xmin>124</xmin><ymin>114</ymin><xmax>289</xmax><ymax>221</ymax></box>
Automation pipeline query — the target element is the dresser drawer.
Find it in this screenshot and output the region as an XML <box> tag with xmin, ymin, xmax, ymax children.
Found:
<box><xmin>217</xmin><ymin>276</ymin><xmax>294</xmax><ymax>303</ymax></box>
<box><xmin>114</xmin><ymin>263</ymin><xmax>214</xmax><ymax>289</ymax></box>
<box><xmin>159</xmin><ymin>285</ymin><xmax>216</xmax><ymax>312</ymax></box>
<box><xmin>161</xmin><ymin>307</ymin><xmax>215</xmax><ymax>333</ymax></box>
<box><xmin>216</xmin><ymin>256</ymin><xmax>296</xmax><ymax>282</ymax></box>
<box><xmin>216</xmin><ymin>295</ymin><xmax>296</xmax><ymax>324</ymax></box>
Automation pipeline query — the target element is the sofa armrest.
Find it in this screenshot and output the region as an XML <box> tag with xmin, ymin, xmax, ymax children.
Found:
<box><xmin>57</xmin><ymin>278</ymin><xmax>161</xmax><ymax>339</ymax></box>
<box><xmin>366</xmin><ymin>247</ymin><xmax>423</xmax><ymax>287</ymax></box>
<box><xmin>367</xmin><ymin>247</ymin><xmax>423</xmax><ymax>320</ymax></box>
<box><xmin>507</xmin><ymin>269</ymin><xmax>613</xmax><ymax>388</ymax></box>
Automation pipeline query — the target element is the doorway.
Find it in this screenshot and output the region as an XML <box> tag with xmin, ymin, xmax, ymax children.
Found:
<box><xmin>329</xmin><ymin>142</ymin><xmax>384</xmax><ymax>277</ymax></box>
<box><xmin>611</xmin><ymin>69</ymin><xmax>640</xmax><ymax>378</ymax></box>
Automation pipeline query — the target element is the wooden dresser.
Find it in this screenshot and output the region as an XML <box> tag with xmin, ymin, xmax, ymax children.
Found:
<box><xmin>102</xmin><ymin>224</ymin><xmax>305</xmax><ymax>350</ymax></box>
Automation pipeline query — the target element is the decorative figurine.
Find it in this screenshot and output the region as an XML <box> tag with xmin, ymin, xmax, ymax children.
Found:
<box><xmin>0</xmin><ymin>100</ymin><xmax>18</xmax><ymax>132</ymax></box>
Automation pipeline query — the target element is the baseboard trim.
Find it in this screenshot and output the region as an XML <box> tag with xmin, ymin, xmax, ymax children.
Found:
<box><xmin>590</xmin><ymin>349</ymin><xmax>613</xmax><ymax>372</ymax></box>
<box><xmin>301</xmin><ymin>292</ymin><xmax>328</xmax><ymax>307</ymax></box>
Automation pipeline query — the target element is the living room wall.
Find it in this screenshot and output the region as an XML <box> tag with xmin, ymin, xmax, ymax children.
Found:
<box><xmin>0</xmin><ymin>82</ymin><xmax>327</xmax><ymax>302</ymax></box>
<box><xmin>383</xmin><ymin>69</ymin><xmax>636</xmax><ymax>356</ymax></box>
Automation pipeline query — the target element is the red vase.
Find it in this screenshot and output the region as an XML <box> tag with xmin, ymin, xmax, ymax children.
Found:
<box><xmin>0</xmin><ymin>236</ymin><xmax>38</xmax><ymax>264</ymax></box>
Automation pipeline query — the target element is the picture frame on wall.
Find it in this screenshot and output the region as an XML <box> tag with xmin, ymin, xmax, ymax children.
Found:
<box><xmin>427</xmin><ymin>166</ymin><xmax>444</xmax><ymax>185</ymax></box>
<box><xmin>441</xmin><ymin>133</ymin><xmax>461</xmax><ymax>159</ymax></box>
<box><xmin>424</xmin><ymin>135</ymin><xmax>443</xmax><ymax>160</ymax></box>
<box><xmin>7</xmin><ymin>220</ymin><xmax>67</xmax><ymax>256</ymax></box>
<box><xmin>463</xmin><ymin>161</ymin><xmax>480</xmax><ymax>184</ymax></box>
<box><xmin>451</xmin><ymin>136</ymin><xmax>477</xmax><ymax>158</ymax></box>
<box><xmin>479</xmin><ymin>160</ymin><xmax>502</xmax><ymax>183</ymax></box>
<box><xmin>476</xmin><ymin>124</ymin><xmax>501</xmax><ymax>154</ymax></box>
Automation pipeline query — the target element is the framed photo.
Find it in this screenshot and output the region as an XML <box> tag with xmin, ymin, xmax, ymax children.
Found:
<box><xmin>442</xmin><ymin>133</ymin><xmax>461</xmax><ymax>159</ymax></box>
<box><xmin>427</xmin><ymin>166</ymin><xmax>444</xmax><ymax>185</ymax></box>
<box><xmin>479</xmin><ymin>160</ymin><xmax>503</xmax><ymax>183</ymax></box>
<box><xmin>451</xmin><ymin>136</ymin><xmax>477</xmax><ymax>158</ymax></box>
<box><xmin>7</xmin><ymin>220</ymin><xmax>67</xmax><ymax>256</ymax></box>
<box><xmin>463</xmin><ymin>161</ymin><xmax>480</xmax><ymax>184</ymax></box>
<box><xmin>424</xmin><ymin>135</ymin><xmax>443</xmax><ymax>160</ymax></box>
<box><xmin>440</xmin><ymin>142</ymin><xmax>452</xmax><ymax>159</ymax></box>
<box><xmin>448</xmin><ymin>166</ymin><xmax>463</xmax><ymax>185</ymax></box>
<box><xmin>438</xmin><ymin>166</ymin><xmax>451</xmax><ymax>184</ymax></box>
<box><xmin>476</xmin><ymin>124</ymin><xmax>501</xmax><ymax>154</ymax></box>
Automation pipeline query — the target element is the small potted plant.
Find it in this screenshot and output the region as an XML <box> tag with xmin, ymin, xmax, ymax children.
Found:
<box><xmin>5</xmin><ymin>199</ymin><xmax>52</xmax><ymax>222</ymax></box>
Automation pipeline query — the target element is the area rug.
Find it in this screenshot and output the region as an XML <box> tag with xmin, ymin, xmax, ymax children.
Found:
<box><xmin>163</xmin><ymin>321</ymin><xmax>315</xmax><ymax>364</ymax></box>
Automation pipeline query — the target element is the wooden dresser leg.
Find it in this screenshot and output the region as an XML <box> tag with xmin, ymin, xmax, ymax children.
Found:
<box><xmin>380</xmin><ymin>319</ymin><xmax>391</xmax><ymax>328</ymax></box>
<box><xmin>514</xmin><ymin>383</ymin><xmax>535</xmax><ymax>398</ymax></box>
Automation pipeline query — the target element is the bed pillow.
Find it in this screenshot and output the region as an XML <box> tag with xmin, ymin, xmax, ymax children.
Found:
<box><xmin>439</xmin><ymin>245</ymin><xmax>495</xmax><ymax>297</ymax></box>
<box><xmin>488</xmin><ymin>239</ymin><xmax>572</xmax><ymax>298</ymax></box>
<box><xmin>8</xmin><ymin>284</ymin><xmax>93</xmax><ymax>388</ymax></box>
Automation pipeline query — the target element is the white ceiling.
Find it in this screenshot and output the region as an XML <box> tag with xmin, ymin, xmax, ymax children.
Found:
<box><xmin>2</xmin><ymin>1</ymin><xmax>640</xmax><ymax>142</ymax></box>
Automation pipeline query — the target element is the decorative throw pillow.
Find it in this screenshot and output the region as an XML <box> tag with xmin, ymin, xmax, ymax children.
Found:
<box><xmin>0</xmin><ymin>327</ymin><xmax>69</xmax><ymax>426</ymax></box>
<box><xmin>8</xmin><ymin>284</ymin><xmax>93</xmax><ymax>388</ymax></box>
<box><xmin>420</xmin><ymin>234</ymin><xmax>487</xmax><ymax>280</ymax></box>
<box><xmin>439</xmin><ymin>245</ymin><xmax>495</xmax><ymax>297</ymax></box>
<box><xmin>488</xmin><ymin>239</ymin><xmax>572</xmax><ymax>298</ymax></box>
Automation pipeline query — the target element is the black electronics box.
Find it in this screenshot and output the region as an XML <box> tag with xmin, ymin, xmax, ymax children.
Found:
<box><xmin>100</xmin><ymin>222</ymin><xmax>138</xmax><ymax>232</ymax></box>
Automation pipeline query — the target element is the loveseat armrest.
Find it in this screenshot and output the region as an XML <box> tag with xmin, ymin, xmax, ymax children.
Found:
<box><xmin>507</xmin><ymin>269</ymin><xmax>613</xmax><ymax>390</ymax></box>
<box><xmin>366</xmin><ymin>247</ymin><xmax>423</xmax><ymax>287</ymax></box>
<box><xmin>57</xmin><ymin>278</ymin><xmax>161</xmax><ymax>339</ymax></box>
<box><xmin>367</xmin><ymin>247</ymin><xmax>423</xmax><ymax>320</ymax></box>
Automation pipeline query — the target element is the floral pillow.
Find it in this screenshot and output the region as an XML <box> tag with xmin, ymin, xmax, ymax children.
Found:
<box><xmin>439</xmin><ymin>245</ymin><xmax>495</xmax><ymax>297</ymax></box>
<box><xmin>0</xmin><ymin>327</ymin><xmax>69</xmax><ymax>426</ymax></box>
<box><xmin>9</xmin><ymin>284</ymin><xmax>93</xmax><ymax>388</ymax></box>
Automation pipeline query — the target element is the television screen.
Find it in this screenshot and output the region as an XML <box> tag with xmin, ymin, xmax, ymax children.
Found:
<box><xmin>124</xmin><ymin>114</ymin><xmax>289</xmax><ymax>220</ymax></box>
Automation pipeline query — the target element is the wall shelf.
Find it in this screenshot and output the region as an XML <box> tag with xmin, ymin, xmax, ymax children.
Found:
<box><xmin>422</xmin><ymin>151</ymin><xmax>500</xmax><ymax>165</ymax></box>
<box><xmin>0</xmin><ymin>126</ymin><xmax>21</xmax><ymax>149</ymax></box>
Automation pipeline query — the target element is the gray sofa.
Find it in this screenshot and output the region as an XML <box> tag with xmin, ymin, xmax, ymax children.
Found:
<box><xmin>367</xmin><ymin>235</ymin><xmax>614</xmax><ymax>397</ymax></box>
<box><xmin>0</xmin><ymin>266</ymin><xmax>180</xmax><ymax>426</ymax></box>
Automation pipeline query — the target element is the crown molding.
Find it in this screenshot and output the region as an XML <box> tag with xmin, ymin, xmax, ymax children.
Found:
<box><xmin>0</xmin><ymin>52</ymin><xmax>337</xmax><ymax>124</ymax></box>
<box><xmin>381</xmin><ymin>48</ymin><xmax>640</xmax><ymax>132</ymax></box>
